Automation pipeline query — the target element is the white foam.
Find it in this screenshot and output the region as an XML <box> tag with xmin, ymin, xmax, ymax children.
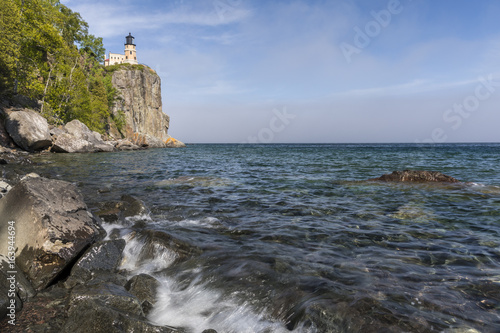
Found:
<box><xmin>124</xmin><ymin>213</ymin><xmax>153</xmax><ymax>223</ymax></box>
<box><xmin>174</xmin><ymin>217</ymin><xmax>222</xmax><ymax>229</ymax></box>
<box><xmin>108</xmin><ymin>222</ymin><xmax>302</xmax><ymax>332</ymax></box>
<box><xmin>101</xmin><ymin>222</ymin><xmax>125</xmax><ymax>240</ymax></box>
<box><xmin>119</xmin><ymin>233</ymin><xmax>177</xmax><ymax>274</ymax></box>
<box><xmin>148</xmin><ymin>275</ymin><xmax>297</xmax><ymax>333</ymax></box>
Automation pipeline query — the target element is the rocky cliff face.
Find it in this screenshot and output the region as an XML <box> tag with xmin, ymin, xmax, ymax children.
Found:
<box><xmin>110</xmin><ymin>67</ymin><xmax>184</xmax><ymax>148</ymax></box>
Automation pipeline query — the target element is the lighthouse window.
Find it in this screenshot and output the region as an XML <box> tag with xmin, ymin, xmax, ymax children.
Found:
<box><xmin>130</xmin><ymin>51</ymin><xmax>133</xmax><ymax>55</ymax></box>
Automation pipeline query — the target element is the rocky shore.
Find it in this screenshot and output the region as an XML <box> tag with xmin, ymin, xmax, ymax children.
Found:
<box><xmin>1</xmin><ymin>106</ymin><xmax>185</xmax><ymax>154</ymax></box>
<box><xmin>1</xmin><ymin>66</ymin><xmax>186</xmax><ymax>154</ymax></box>
<box><xmin>0</xmin><ymin>66</ymin><xmax>194</xmax><ymax>330</ymax></box>
<box><xmin>0</xmin><ymin>167</ymin><xmax>463</xmax><ymax>331</ymax></box>
<box><xmin>0</xmin><ymin>174</ymin><xmax>213</xmax><ymax>332</ymax></box>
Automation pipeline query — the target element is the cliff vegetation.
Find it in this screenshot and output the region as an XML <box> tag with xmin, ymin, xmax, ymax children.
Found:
<box><xmin>0</xmin><ymin>0</ymin><xmax>118</xmax><ymax>134</ymax></box>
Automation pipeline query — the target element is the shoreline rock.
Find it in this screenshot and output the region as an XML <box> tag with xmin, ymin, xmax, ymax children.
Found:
<box><xmin>0</xmin><ymin>175</ymin><xmax>195</xmax><ymax>332</ymax></box>
<box><xmin>0</xmin><ymin>177</ymin><xmax>105</xmax><ymax>290</ymax></box>
<box><xmin>5</xmin><ymin>109</ymin><xmax>52</xmax><ymax>152</ymax></box>
<box><xmin>51</xmin><ymin>120</ymin><xmax>114</xmax><ymax>153</ymax></box>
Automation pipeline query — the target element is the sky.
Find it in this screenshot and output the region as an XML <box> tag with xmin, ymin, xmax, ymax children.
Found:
<box><xmin>61</xmin><ymin>0</ymin><xmax>500</xmax><ymax>143</ymax></box>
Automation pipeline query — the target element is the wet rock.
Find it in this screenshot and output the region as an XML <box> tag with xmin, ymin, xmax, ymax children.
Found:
<box><xmin>63</xmin><ymin>282</ymin><xmax>181</xmax><ymax>333</ymax></box>
<box><xmin>0</xmin><ymin>179</ymin><xmax>12</xmax><ymax>199</ymax></box>
<box><xmin>20</xmin><ymin>172</ymin><xmax>39</xmax><ymax>181</ymax></box>
<box><xmin>368</xmin><ymin>170</ymin><xmax>460</xmax><ymax>183</ymax></box>
<box><xmin>0</xmin><ymin>258</ymin><xmax>23</xmax><ymax>322</ymax></box>
<box><xmin>136</xmin><ymin>229</ymin><xmax>202</xmax><ymax>264</ymax></box>
<box><xmin>94</xmin><ymin>195</ymin><xmax>149</xmax><ymax>224</ymax></box>
<box><xmin>202</xmin><ymin>330</ymin><xmax>218</xmax><ymax>333</ymax></box>
<box><xmin>0</xmin><ymin>148</ymin><xmax>32</xmax><ymax>165</ymax></box>
<box><xmin>52</xmin><ymin>120</ymin><xmax>114</xmax><ymax>153</ymax></box>
<box><xmin>125</xmin><ymin>273</ymin><xmax>160</xmax><ymax>315</ymax></box>
<box><xmin>65</xmin><ymin>240</ymin><xmax>126</xmax><ymax>287</ymax></box>
<box><xmin>0</xmin><ymin>255</ymin><xmax>36</xmax><ymax>303</ymax></box>
<box><xmin>5</xmin><ymin>109</ymin><xmax>52</xmax><ymax>151</ymax></box>
<box><xmin>0</xmin><ymin>285</ymin><xmax>71</xmax><ymax>332</ymax></box>
<box><xmin>0</xmin><ymin>177</ymin><xmax>104</xmax><ymax>290</ymax></box>
<box><xmin>70</xmin><ymin>282</ymin><xmax>144</xmax><ymax>315</ymax></box>
<box><xmin>94</xmin><ymin>201</ymin><xmax>122</xmax><ymax>222</ymax></box>
<box><xmin>285</xmin><ymin>296</ymin><xmax>437</xmax><ymax>333</ymax></box>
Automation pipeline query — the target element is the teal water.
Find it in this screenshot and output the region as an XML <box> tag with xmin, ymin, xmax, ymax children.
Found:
<box><xmin>17</xmin><ymin>144</ymin><xmax>500</xmax><ymax>332</ymax></box>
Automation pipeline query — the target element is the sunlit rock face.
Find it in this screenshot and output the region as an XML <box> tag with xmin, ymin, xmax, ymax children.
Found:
<box><xmin>0</xmin><ymin>177</ymin><xmax>104</xmax><ymax>290</ymax></box>
<box><xmin>110</xmin><ymin>67</ymin><xmax>170</xmax><ymax>147</ymax></box>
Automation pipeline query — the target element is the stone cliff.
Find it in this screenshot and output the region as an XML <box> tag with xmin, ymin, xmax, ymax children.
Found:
<box><xmin>109</xmin><ymin>66</ymin><xmax>184</xmax><ymax>148</ymax></box>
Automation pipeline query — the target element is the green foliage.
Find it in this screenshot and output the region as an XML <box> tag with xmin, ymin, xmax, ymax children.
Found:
<box><xmin>104</xmin><ymin>63</ymin><xmax>145</xmax><ymax>74</ymax></box>
<box><xmin>0</xmin><ymin>0</ymin><xmax>113</xmax><ymax>133</ymax></box>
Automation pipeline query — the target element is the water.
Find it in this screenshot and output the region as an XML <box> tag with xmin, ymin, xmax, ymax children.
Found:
<box><xmin>10</xmin><ymin>143</ymin><xmax>500</xmax><ymax>332</ymax></box>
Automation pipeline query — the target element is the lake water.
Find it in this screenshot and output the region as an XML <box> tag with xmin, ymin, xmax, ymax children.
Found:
<box><xmin>18</xmin><ymin>143</ymin><xmax>500</xmax><ymax>332</ymax></box>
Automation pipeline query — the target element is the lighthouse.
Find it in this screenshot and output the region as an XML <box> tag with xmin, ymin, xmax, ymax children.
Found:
<box><xmin>124</xmin><ymin>33</ymin><xmax>138</xmax><ymax>65</ymax></box>
<box><xmin>104</xmin><ymin>33</ymin><xmax>139</xmax><ymax>66</ymax></box>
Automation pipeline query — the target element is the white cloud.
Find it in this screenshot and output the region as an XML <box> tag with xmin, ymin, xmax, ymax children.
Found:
<box><xmin>61</xmin><ymin>0</ymin><xmax>252</xmax><ymax>39</ymax></box>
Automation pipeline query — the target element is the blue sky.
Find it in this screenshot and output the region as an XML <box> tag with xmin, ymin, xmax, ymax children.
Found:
<box><xmin>61</xmin><ymin>0</ymin><xmax>500</xmax><ymax>143</ymax></box>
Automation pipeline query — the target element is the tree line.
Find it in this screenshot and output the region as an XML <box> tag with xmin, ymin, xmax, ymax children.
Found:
<box><xmin>0</xmin><ymin>0</ymin><xmax>121</xmax><ymax>134</ymax></box>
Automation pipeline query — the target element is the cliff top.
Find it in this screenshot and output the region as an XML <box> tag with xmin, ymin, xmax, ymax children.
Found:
<box><xmin>104</xmin><ymin>63</ymin><xmax>157</xmax><ymax>75</ymax></box>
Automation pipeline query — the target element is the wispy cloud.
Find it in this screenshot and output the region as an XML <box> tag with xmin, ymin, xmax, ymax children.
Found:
<box><xmin>61</xmin><ymin>0</ymin><xmax>252</xmax><ymax>39</ymax></box>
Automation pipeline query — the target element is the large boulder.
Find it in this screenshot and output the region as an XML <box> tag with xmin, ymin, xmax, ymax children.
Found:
<box><xmin>52</xmin><ymin>120</ymin><xmax>114</xmax><ymax>153</ymax></box>
<box><xmin>368</xmin><ymin>170</ymin><xmax>460</xmax><ymax>183</ymax></box>
<box><xmin>5</xmin><ymin>109</ymin><xmax>52</xmax><ymax>151</ymax></box>
<box><xmin>0</xmin><ymin>177</ymin><xmax>104</xmax><ymax>290</ymax></box>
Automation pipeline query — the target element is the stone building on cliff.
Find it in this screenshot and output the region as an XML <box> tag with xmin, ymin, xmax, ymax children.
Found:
<box><xmin>104</xmin><ymin>33</ymin><xmax>138</xmax><ymax>66</ymax></box>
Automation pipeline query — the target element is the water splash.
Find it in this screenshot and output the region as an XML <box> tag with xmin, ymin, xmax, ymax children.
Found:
<box><xmin>148</xmin><ymin>274</ymin><xmax>298</xmax><ymax>333</ymax></box>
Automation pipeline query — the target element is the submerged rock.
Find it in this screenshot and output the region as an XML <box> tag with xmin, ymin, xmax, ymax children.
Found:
<box><xmin>5</xmin><ymin>109</ymin><xmax>52</xmax><ymax>151</ymax></box>
<box><xmin>135</xmin><ymin>229</ymin><xmax>202</xmax><ymax>264</ymax></box>
<box><xmin>125</xmin><ymin>274</ymin><xmax>160</xmax><ymax>315</ymax></box>
<box><xmin>368</xmin><ymin>170</ymin><xmax>460</xmax><ymax>183</ymax></box>
<box><xmin>0</xmin><ymin>177</ymin><xmax>104</xmax><ymax>290</ymax></box>
<box><xmin>94</xmin><ymin>195</ymin><xmax>149</xmax><ymax>224</ymax></box>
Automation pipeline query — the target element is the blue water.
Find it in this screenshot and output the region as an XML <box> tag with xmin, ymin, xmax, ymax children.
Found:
<box><xmin>21</xmin><ymin>143</ymin><xmax>500</xmax><ymax>332</ymax></box>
